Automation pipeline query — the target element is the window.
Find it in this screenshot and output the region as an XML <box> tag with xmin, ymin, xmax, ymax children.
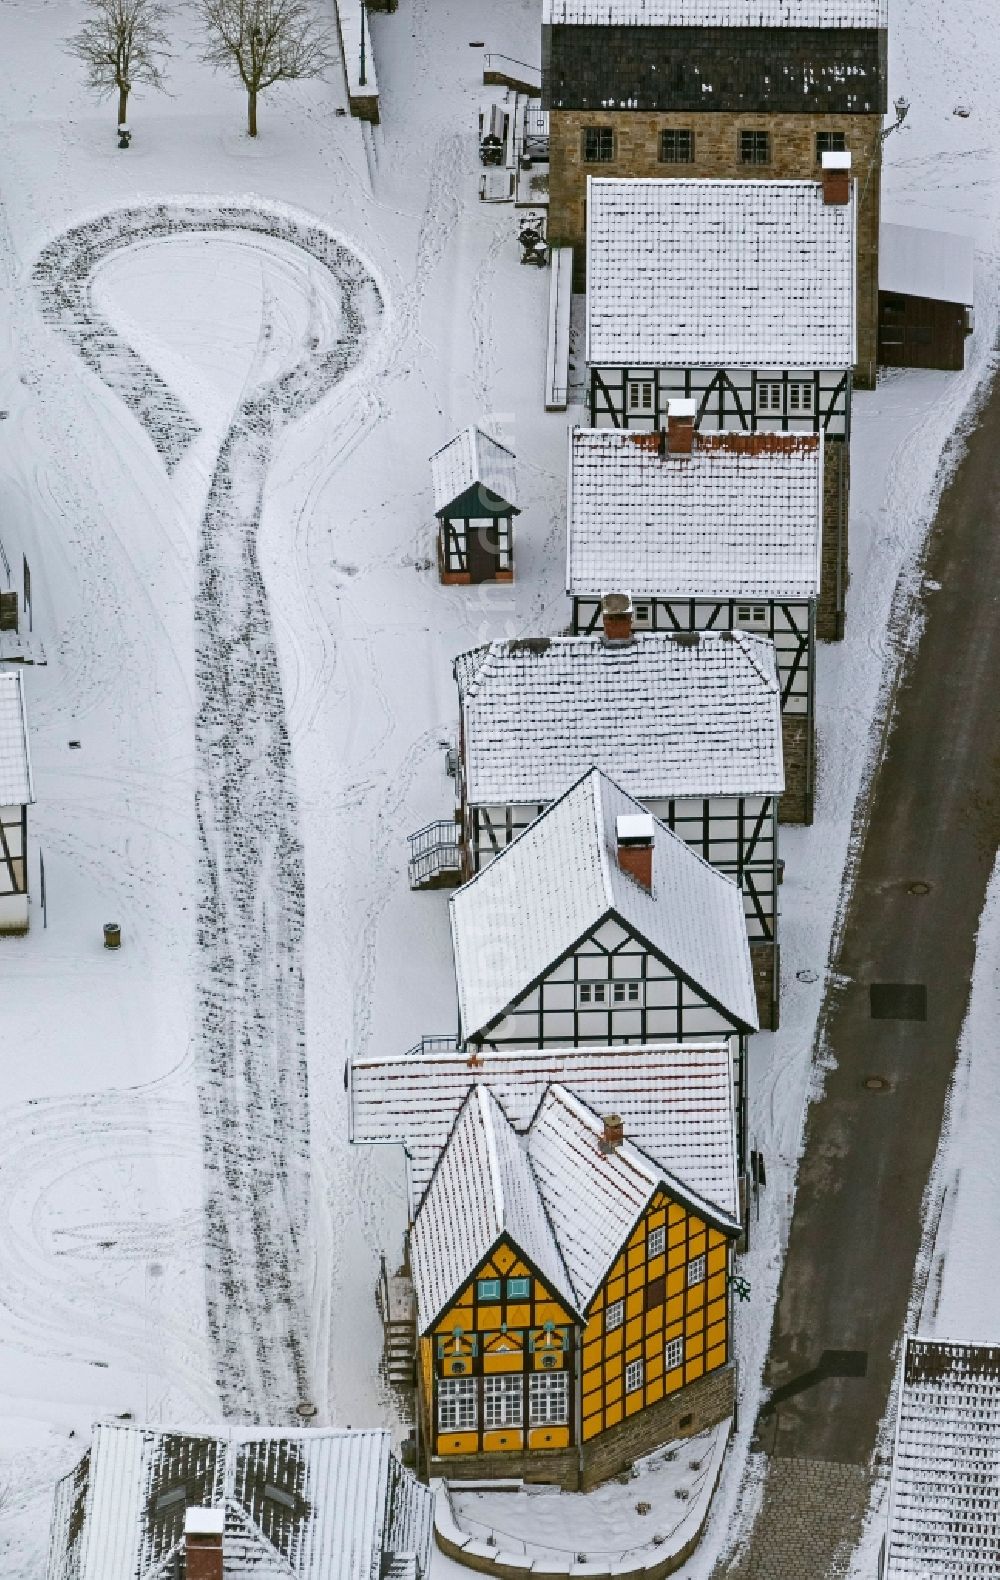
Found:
<box><xmin>756</xmin><ymin>380</ymin><xmax>813</xmax><ymax>415</ymax></box>
<box><xmin>627</xmin><ymin>379</ymin><xmax>655</xmax><ymax>415</ymax></box>
<box><xmin>739</xmin><ymin>130</ymin><xmax>770</xmax><ymax>165</ymax></box>
<box><xmin>438</xmin><ymin>1377</ymin><xmax>477</xmax><ymax>1429</ymax></box>
<box><xmin>647</xmin><ymin>1226</ymin><xmax>666</xmax><ymax>1258</ymax></box>
<box><xmin>507</xmin><ymin>1277</ymin><xmax>530</xmax><ymax>1299</ymax></box>
<box><xmin>529</xmin><ymin>1372</ymin><xmax>569</xmax><ymax>1425</ymax></box>
<box><xmin>659</xmin><ymin>129</ymin><xmax>694</xmax><ymax>164</ymax></box>
<box><xmin>625</xmin><ymin>1358</ymin><xmax>644</xmax><ymax>1394</ymax></box>
<box><xmin>612</xmin><ymin>981</ymin><xmax>642</xmax><ymax>1005</ymax></box>
<box><xmin>578</xmin><ymin>981</ymin><xmax>607</xmax><ymax>1006</ymax></box>
<box><xmin>735</xmin><ymin>604</ymin><xmax>769</xmax><ymax>629</ymax></box>
<box><xmin>485</xmin><ymin>1375</ymin><xmax>523</xmax><ymax>1427</ymax></box>
<box><xmin>477</xmin><ymin>1278</ymin><xmax>501</xmax><ymax>1302</ymax></box>
<box><xmin>634</xmin><ymin>601</ymin><xmax>652</xmax><ymax>624</ymax></box>
<box><xmin>606</xmin><ymin>1298</ymin><xmax>624</xmax><ymax>1331</ymax></box>
<box><xmin>757</xmin><ymin>381</ymin><xmax>782</xmax><ymax>413</ymax></box>
<box><xmin>788</xmin><ymin>381</ymin><xmax>814</xmax><ymax>413</ymax></box>
<box><xmin>687</xmin><ymin>1254</ymin><xmax>707</xmax><ymax>1286</ymax></box>
<box><xmin>665</xmin><ymin>1337</ymin><xmax>684</xmax><ymax>1372</ymax></box>
<box><xmin>816</xmin><ymin>130</ymin><xmax>846</xmax><ymax>163</ymax></box>
<box><xmin>583</xmin><ymin>127</ymin><xmax>614</xmax><ymax>163</ymax></box>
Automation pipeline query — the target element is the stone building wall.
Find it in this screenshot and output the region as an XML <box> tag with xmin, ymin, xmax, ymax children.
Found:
<box><xmin>780</xmin><ymin>714</ymin><xmax>815</xmax><ymax>827</ymax></box>
<box><xmin>548</xmin><ymin>110</ymin><xmax>881</xmax><ymax>387</ymax></box>
<box><xmin>750</xmin><ymin>941</ymin><xmax>779</xmax><ymax>1031</ymax></box>
<box><xmin>820</xmin><ymin>438</ymin><xmax>851</xmax><ymax>641</ymax></box>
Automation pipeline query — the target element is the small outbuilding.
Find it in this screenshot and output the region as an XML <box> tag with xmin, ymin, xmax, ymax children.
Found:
<box><xmin>430</xmin><ymin>425</ymin><xmax>519</xmax><ymax>585</ymax></box>
<box><xmin>879</xmin><ymin>222</ymin><xmax>974</xmax><ymax>371</ymax></box>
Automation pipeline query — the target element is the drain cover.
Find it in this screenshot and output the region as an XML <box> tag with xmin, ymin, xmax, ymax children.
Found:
<box><xmin>870</xmin><ymin>983</ymin><xmax>927</xmax><ymax>1020</ymax></box>
<box><xmin>908</xmin><ymin>881</ymin><xmax>931</xmax><ymax>896</ymax></box>
<box><xmin>796</xmin><ymin>968</ymin><xmax>819</xmax><ymax>984</ymax></box>
<box><xmin>864</xmin><ymin>1075</ymin><xmax>891</xmax><ymax>1092</ymax></box>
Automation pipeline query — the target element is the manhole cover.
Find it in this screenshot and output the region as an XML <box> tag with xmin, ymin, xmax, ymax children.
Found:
<box><xmin>870</xmin><ymin>983</ymin><xmax>927</xmax><ymax>1021</ymax></box>
<box><xmin>864</xmin><ymin>1075</ymin><xmax>891</xmax><ymax>1092</ymax></box>
<box><xmin>908</xmin><ymin>881</ymin><xmax>931</xmax><ymax>896</ymax></box>
<box><xmin>796</xmin><ymin>968</ymin><xmax>819</xmax><ymax>984</ymax></box>
<box><xmin>295</xmin><ymin>1400</ymin><xmax>318</xmax><ymax>1419</ymax></box>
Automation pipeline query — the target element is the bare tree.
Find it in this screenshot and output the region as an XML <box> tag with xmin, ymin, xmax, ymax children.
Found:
<box><xmin>67</xmin><ymin>0</ymin><xmax>172</xmax><ymax>128</ymax></box>
<box><xmin>195</xmin><ymin>0</ymin><xmax>336</xmax><ymax>138</ymax></box>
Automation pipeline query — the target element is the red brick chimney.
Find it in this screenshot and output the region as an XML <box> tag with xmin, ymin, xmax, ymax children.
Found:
<box><xmin>821</xmin><ymin>150</ymin><xmax>852</xmax><ymax>206</ymax></box>
<box><xmin>185</xmin><ymin>1508</ymin><xmax>224</xmax><ymax>1580</ymax></box>
<box><xmin>616</xmin><ymin>812</ymin><xmax>654</xmax><ymax>891</ymax></box>
<box><xmin>666</xmin><ymin>399</ymin><xmax>697</xmax><ymax>456</ymax></box>
<box><xmin>600</xmin><ymin>1113</ymin><xmax>625</xmax><ymax>1152</ymax></box>
<box><xmin>600</xmin><ymin>592</ymin><xmax>634</xmax><ymax>645</ymax></box>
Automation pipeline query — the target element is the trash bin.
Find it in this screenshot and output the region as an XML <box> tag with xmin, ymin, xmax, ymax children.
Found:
<box><xmin>104</xmin><ymin>922</ymin><xmax>122</xmax><ymax>949</ymax></box>
<box><xmin>117</xmin><ymin>125</ymin><xmax>131</xmax><ymax>150</ymax></box>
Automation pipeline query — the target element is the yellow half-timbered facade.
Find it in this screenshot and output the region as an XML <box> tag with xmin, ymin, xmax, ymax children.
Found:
<box><xmin>407</xmin><ymin>1079</ymin><xmax>741</xmax><ymax>1488</ymax></box>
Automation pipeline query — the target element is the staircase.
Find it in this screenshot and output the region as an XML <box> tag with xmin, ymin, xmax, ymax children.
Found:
<box><xmin>378</xmin><ymin>1256</ymin><xmax>417</xmax><ymax>1389</ymax></box>
<box><xmin>407</xmin><ymin>819</ymin><xmax>462</xmax><ymax>889</ymax></box>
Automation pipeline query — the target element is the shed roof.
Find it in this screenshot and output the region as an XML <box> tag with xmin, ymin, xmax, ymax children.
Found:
<box><xmin>586</xmin><ymin>178</ymin><xmax>857</xmax><ymax>369</ymax></box>
<box><xmin>0</xmin><ymin>670</ymin><xmax>34</xmax><ymax>806</ymax></box>
<box><xmin>880</xmin><ymin>222</ymin><xmax>975</xmax><ymax>308</ymax></box>
<box><xmin>886</xmin><ymin>1336</ymin><xmax>1000</xmax><ymax>1577</ymax></box>
<box><xmin>449</xmin><ymin>767</ymin><xmax>757</xmax><ymax>1039</ymax></box>
<box><xmin>429</xmin><ymin>425</ymin><xmax>519</xmax><ymax>516</ymax></box>
<box><xmin>567</xmin><ymin>429</ymin><xmax>823</xmax><ymax>601</ymax></box>
<box><xmin>543</xmin><ymin>0</ymin><xmax>885</xmax><ymax>21</ymax></box>
<box><xmin>455</xmin><ymin>630</ymin><xmax>784</xmax><ymax>804</ymax></box>
<box><xmin>46</xmin><ymin>1423</ymin><xmax>434</xmax><ymax>1580</ymax></box>
<box><xmin>351</xmin><ymin>1039</ymin><xmax>740</xmax><ymax>1222</ymax></box>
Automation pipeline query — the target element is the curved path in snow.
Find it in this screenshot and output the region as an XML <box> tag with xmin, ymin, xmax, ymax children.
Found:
<box><xmin>33</xmin><ymin>202</ymin><xmax>383</xmax><ymax>1421</ymax></box>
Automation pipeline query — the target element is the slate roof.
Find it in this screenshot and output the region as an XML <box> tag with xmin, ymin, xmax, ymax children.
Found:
<box><xmin>408</xmin><ymin>1079</ymin><xmax>739</xmax><ymax>1329</ymax></box>
<box><xmin>410</xmin><ymin>1086</ymin><xmax>574</xmax><ymax>1329</ymax></box>
<box><xmin>449</xmin><ymin>768</ymin><xmax>757</xmax><ymax>1039</ymax></box>
<box><xmin>351</xmin><ymin>1039</ymin><xmax>740</xmax><ymax>1221</ymax></box>
<box><xmin>0</xmin><ymin>671</ymin><xmax>34</xmax><ymax>806</ymax></box>
<box><xmin>885</xmin><ymin>1336</ymin><xmax>1000</xmax><ymax>1578</ymax></box>
<box><xmin>567</xmin><ymin>429</ymin><xmax>823</xmax><ymax>601</ymax></box>
<box><xmin>429</xmin><ymin>425</ymin><xmax>519</xmax><ymax>516</ymax></box>
<box><xmin>586</xmin><ymin>178</ymin><xmax>857</xmax><ymax>369</ymax></box>
<box><xmin>455</xmin><ymin>630</ymin><xmax>784</xmax><ymax>804</ymax></box>
<box><xmin>543</xmin><ymin>0</ymin><xmax>886</xmax><ymax>21</ymax></box>
<box><xmin>46</xmin><ymin>1422</ymin><xmax>435</xmax><ymax>1580</ymax></box>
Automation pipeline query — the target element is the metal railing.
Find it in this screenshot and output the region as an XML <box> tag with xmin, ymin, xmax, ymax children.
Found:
<box><xmin>401</xmin><ymin>1034</ymin><xmax>462</xmax><ymax>1059</ymax></box>
<box><xmin>407</xmin><ymin>819</ymin><xmax>462</xmax><ymax>888</ymax></box>
<box><xmin>483</xmin><ymin>52</ymin><xmax>541</xmax><ymax>92</ymax></box>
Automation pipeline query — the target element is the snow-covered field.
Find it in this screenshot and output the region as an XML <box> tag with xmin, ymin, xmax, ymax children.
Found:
<box><xmin>0</xmin><ymin>0</ymin><xmax>998</xmax><ymax>1576</ymax></box>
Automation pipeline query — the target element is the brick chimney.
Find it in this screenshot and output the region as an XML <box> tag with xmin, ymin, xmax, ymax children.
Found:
<box><xmin>600</xmin><ymin>592</ymin><xmax>634</xmax><ymax>645</ymax></box>
<box><xmin>616</xmin><ymin>812</ymin><xmax>654</xmax><ymax>891</ymax></box>
<box><xmin>600</xmin><ymin>1113</ymin><xmax>624</xmax><ymax>1153</ymax></box>
<box><xmin>185</xmin><ymin>1508</ymin><xmax>225</xmax><ymax>1580</ymax></box>
<box><xmin>667</xmin><ymin>399</ymin><xmax>697</xmax><ymax>456</ymax></box>
<box><xmin>821</xmin><ymin>150</ymin><xmax>852</xmax><ymax>206</ymax></box>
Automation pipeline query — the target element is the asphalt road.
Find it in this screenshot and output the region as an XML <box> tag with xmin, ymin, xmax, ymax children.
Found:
<box><xmin>757</xmin><ymin>364</ymin><xmax>1000</xmax><ymax>1470</ymax></box>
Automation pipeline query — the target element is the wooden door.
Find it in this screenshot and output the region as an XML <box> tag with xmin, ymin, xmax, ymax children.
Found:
<box><xmin>467</xmin><ymin>522</ymin><xmax>499</xmax><ymax>584</ymax></box>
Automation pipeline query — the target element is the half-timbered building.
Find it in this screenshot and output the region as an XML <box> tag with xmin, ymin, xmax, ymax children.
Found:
<box><xmin>0</xmin><ymin>670</ymin><xmax>35</xmax><ymax>935</ymax></box>
<box><xmin>47</xmin><ymin>1420</ymin><xmax>435</xmax><ymax>1580</ymax></box>
<box><xmin>430</xmin><ymin>425</ymin><xmax>519</xmax><ymax>585</ymax></box>
<box><xmin>566</xmin><ymin>423</ymin><xmax>822</xmax><ymax>822</ymax></box>
<box><xmin>541</xmin><ymin>0</ymin><xmax>887</xmax><ymax>385</ymax></box>
<box><xmin>448</xmin><ymin>767</ymin><xmax>757</xmax><ymax>1156</ymax></box>
<box><xmin>453</xmin><ymin>626</ymin><xmax>784</xmax><ymax>1025</ymax></box>
<box><xmin>350</xmin><ymin>1043</ymin><xmax>741</xmax><ymax>1489</ymax></box>
<box><xmin>585</xmin><ymin>172</ymin><xmax>856</xmax><ymax>638</ymax></box>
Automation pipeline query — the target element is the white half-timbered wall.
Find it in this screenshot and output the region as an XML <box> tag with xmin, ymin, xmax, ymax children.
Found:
<box><xmin>0</xmin><ymin>801</ymin><xmax>28</xmax><ymax>932</ymax></box>
<box><xmin>467</xmin><ymin>796</ymin><xmax>777</xmax><ymax>942</ymax></box>
<box><xmin>472</xmin><ymin>916</ymin><xmax>746</xmax><ymax>1047</ymax></box>
<box><xmin>572</xmin><ymin>598</ymin><xmax>813</xmax><ymax>716</ymax></box>
<box><xmin>589</xmin><ymin>366</ymin><xmax>852</xmax><ymax>439</ymax></box>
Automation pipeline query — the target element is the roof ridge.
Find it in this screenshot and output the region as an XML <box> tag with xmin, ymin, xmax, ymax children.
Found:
<box><xmin>730</xmin><ymin>629</ymin><xmax>781</xmax><ymax>695</ymax></box>
<box><xmin>477</xmin><ymin>1087</ymin><xmax>505</xmax><ymax>1229</ymax></box>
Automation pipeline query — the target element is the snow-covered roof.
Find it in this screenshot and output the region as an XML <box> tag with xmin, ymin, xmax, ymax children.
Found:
<box><xmin>880</xmin><ymin>222</ymin><xmax>975</xmax><ymax>307</ymax></box>
<box><xmin>408</xmin><ymin>1079</ymin><xmax>739</xmax><ymax>1328</ymax></box>
<box><xmin>449</xmin><ymin>768</ymin><xmax>758</xmax><ymax>1039</ymax></box>
<box><xmin>543</xmin><ymin>0</ymin><xmax>886</xmax><ymax>22</ymax></box>
<box><xmin>586</xmin><ymin>178</ymin><xmax>857</xmax><ymax>369</ymax></box>
<box><xmin>429</xmin><ymin>424</ymin><xmax>519</xmax><ymax>516</ymax></box>
<box><xmin>47</xmin><ymin>1422</ymin><xmax>435</xmax><ymax>1580</ymax></box>
<box><xmin>455</xmin><ymin>630</ymin><xmax>784</xmax><ymax>803</ymax></box>
<box><xmin>410</xmin><ymin>1086</ymin><xmax>575</xmax><ymax>1329</ymax></box>
<box><xmin>351</xmin><ymin>1039</ymin><xmax>740</xmax><ymax>1221</ymax></box>
<box><xmin>0</xmin><ymin>671</ymin><xmax>34</xmax><ymax>806</ymax></box>
<box><xmin>567</xmin><ymin>429</ymin><xmax>823</xmax><ymax>601</ymax></box>
<box><xmin>885</xmin><ymin>1336</ymin><xmax>1000</xmax><ymax>1578</ymax></box>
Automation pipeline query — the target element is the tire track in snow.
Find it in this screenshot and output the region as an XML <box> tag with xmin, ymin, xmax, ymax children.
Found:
<box><xmin>34</xmin><ymin>201</ymin><xmax>383</xmax><ymax>1421</ymax></box>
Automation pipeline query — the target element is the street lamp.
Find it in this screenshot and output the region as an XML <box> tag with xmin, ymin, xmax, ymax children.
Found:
<box><xmin>881</xmin><ymin>95</ymin><xmax>910</xmax><ymax>145</ymax></box>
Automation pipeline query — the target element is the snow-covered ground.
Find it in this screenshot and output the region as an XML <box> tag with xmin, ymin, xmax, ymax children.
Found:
<box><xmin>0</xmin><ymin>0</ymin><xmax>998</xmax><ymax>1576</ymax></box>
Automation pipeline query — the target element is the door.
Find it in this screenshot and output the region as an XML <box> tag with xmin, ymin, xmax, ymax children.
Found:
<box><xmin>467</xmin><ymin>521</ymin><xmax>500</xmax><ymax>584</ymax></box>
